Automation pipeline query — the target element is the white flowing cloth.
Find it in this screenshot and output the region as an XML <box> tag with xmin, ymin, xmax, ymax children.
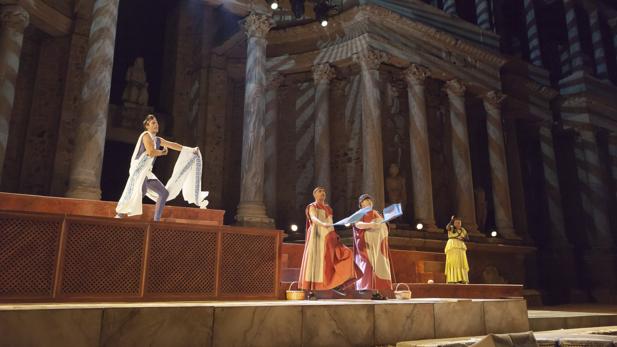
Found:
<box><xmin>116</xmin><ymin>132</ymin><xmax>209</xmax><ymax>217</ymax></box>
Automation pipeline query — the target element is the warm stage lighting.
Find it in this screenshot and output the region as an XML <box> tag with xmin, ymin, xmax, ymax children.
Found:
<box><xmin>344</xmin><ymin>223</ymin><xmax>351</xmax><ymax>227</ymax></box>
<box><xmin>416</xmin><ymin>223</ymin><xmax>424</xmax><ymax>230</ymax></box>
<box><xmin>490</xmin><ymin>230</ymin><xmax>498</xmax><ymax>237</ymax></box>
<box><xmin>321</xmin><ymin>19</ymin><xmax>328</xmax><ymax>27</ymax></box>
<box><xmin>291</xmin><ymin>224</ymin><xmax>298</xmax><ymax>232</ymax></box>
<box><xmin>270</xmin><ymin>1</ymin><xmax>278</xmax><ymax>10</ymax></box>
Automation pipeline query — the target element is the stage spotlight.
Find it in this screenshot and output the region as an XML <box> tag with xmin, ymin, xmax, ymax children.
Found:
<box><xmin>427</xmin><ymin>279</ymin><xmax>434</xmax><ymax>284</ymax></box>
<box><xmin>270</xmin><ymin>0</ymin><xmax>279</xmax><ymax>10</ymax></box>
<box><xmin>291</xmin><ymin>0</ymin><xmax>305</xmax><ymax>18</ymax></box>
<box><xmin>291</xmin><ymin>224</ymin><xmax>298</xmax><ymax>232</ymax></box>
<box><xmin>490</xmin><ymin>230</ymin><xmax>497</xmax><ymax>237</ymax></box>
<box><xmin>321</xmin><ymin>19</ymin><xmax>328</xmax><ymax>27</ymax></box>
<box><xmin>416</xmin><ymin>223</ymin><xmax>424</xmax><ymax>230</ymax></box>
<box><xmin>344</xmin><ymin>223</ymin><xmax>351</xmax><ymax>227</ymax></box>
<box><xmin>314</xmin><ymin>0</ymin><xmax>335</xmax><ymax>27</ymax></box>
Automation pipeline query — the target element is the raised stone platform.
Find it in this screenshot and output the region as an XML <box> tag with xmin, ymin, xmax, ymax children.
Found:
<box><xmin>0</xmin><ymin>192</ymin><xmax>225</xmax><ymax>225</ymax></box>
<box><xmin>0</xmin><ymin>298</ymin><xmax>529</xmax><ymax>347</ymax></box>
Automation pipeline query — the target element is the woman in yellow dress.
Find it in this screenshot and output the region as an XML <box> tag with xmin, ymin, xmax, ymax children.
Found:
<box><xmin>444</xmin><ymin>215</ymin><xmax>469</xmax><ymax>284</ymax></box>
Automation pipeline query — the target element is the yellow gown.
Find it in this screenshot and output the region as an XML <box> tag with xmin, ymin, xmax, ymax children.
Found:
<box><xmin>444</xmin><ymin>227</ymin><xmax>469</xmax><ymax>283</ymax></box>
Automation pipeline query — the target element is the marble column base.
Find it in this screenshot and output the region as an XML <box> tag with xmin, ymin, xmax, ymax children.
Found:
<box><xmin>65</xmin><ymin>184</ymin><xmax>101</xmax><ymax>200</ymax></box>
<box><xmin>235</xmin><ymin>201</ymin><xmax>274</xmax><ymax>228</ymax></box>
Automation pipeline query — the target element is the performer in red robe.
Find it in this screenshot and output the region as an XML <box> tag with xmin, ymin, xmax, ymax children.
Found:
<box><xmin>299</xmin><ymin>187</ymin><xmax>359</xmax><ymax>299</ymax></box>
<box><xmin>352</xmin><ymin>194</ymin><xmax>393</xmax><ymax>300</ymax></box>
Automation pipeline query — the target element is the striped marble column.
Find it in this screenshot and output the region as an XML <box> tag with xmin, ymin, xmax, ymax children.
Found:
<box><xmin>610</xmin><ymin>21</ymin><xmax>617</xmax><ymax>74</ymax></box>
<box><xmin>404</xmin><ymin>64</ymin><xmax>437</xmax><ymax>232</ymax></box>
<box><xmin>559</xmin><ymin>44</ymin><xmax>572</xmax><ymax>76</ymax></box>
<box><xmin>563</xmin><ymin>0</ymin><xmax>586</xmax><ymax>73</ymax></box>
<box><xmin>573</xmin><ymin>127</ymin><xmax>613</xmax><ymax>247</ymax></box>
<box><xmin>538</xmin><ymin>123</ymin><xmax>569</xmax><ymax>246</ymax></box>
<box><xmin>443</xmin><ymin>0</ymin><xmax>457</xmax><ymax>16</ymax></box>
<box><xmin>523</xmin><ymin>0</ymin><xmax>543</xmax><ymax>67</ymax></box>
<box><xmin>588</xmin><ymin>9</ymin><xmax>608</xmax><ymax>80</ymax></box>
<box><xmin>66</xmin><ymin>0</ymin><xmax>119</xmax><ymax>199</ymax></box>
<box><xmin>264</xmin><ymin>72</ymin><xmax>283</xmax><ymax>220</ymax></box>
<box><xmin>313</xmin><ymin>63</ymin><xmax>335</xmax><ymax>194</ymax></box>
<box><xmin>475</xmin><ymin>0</ymin><xmax>492</xmax><ymax>31</ymax></box>
<box><xmin>0</xmin><ymin>6</ymin><xmax>29</xmax><ymax>185</ymax></box>
<box><xmin>609</xmin><ymin>133</ymin><xmax>617</xmax><ymax>206</ymax></box>
<box><xmin>444</xmin><ymin>79</ymin><xmax>480</xmax><ymax>235</ymax></box>
<box><xmin>235</xmin><ymin>13</ymin><xmax>274</xmax><ymax>227</ymax></box>
<box><xmin>483</xmin><ymin>91</ymin><xmax>518</xmax><ymax>239</ymax></box>
<box><xmin>354</xmin><ymin>50</ymin><xmax>387</xmax><ymax>210</ymax></box>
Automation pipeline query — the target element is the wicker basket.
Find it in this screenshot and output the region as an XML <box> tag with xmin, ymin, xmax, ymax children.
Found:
<box><xmin>394</xmin><ymin>283</ymin><xmax>412</xmax><ymax>300</ymax></box>
<box><xmin>286</xmin><ymin>281</ymin><xmax>305</xmax><ymax>300</ymax></box>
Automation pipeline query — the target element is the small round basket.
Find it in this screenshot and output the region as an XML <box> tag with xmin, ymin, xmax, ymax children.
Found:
<box><xmin>394</xmin><ymin>283</ymin><xmax>412</xmax><ymax>300</ymax></box>
<box><xmin>286</xmin><ymin>281</ymin><xmax>305</xmax><ymax>300</ymax></box>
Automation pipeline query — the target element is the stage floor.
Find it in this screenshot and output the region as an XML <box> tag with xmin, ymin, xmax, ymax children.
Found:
<box><xmin>0</xmin><ymin>298</ymin><xmax>528</xmax><ymax>347</ymax></box>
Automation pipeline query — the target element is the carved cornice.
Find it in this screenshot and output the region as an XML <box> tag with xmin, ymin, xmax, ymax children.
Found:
<box><xmin>244</xmin><ymin>12</ymin><xmax>272</xmax><ymax>39</ymax></box>
<box><xmin>483</xmin><ymin>91</ymin><xmax>506</xmax><ymax>107</ymax></box>
<box><xmin>404</xmin><ymin>64</ymin><xmax>431</xmax><ymax>85</ymax></box>
<box><xmin>444</xmin><ymin>79</ymin><xmax>466</xmax><ymax>96</ymax></box>
<box><xmin>312</xmin><ymin>64</ymin><xmax>336</xmax><ymax>83</ymax></box>
<box><xmin>0</xmin><ymin>5</ymin><xmax>29</xmax><ymax>31</ymax></box>
<box><xmin>353</xmin><ymin>49</ymin><xmax>388</xmax><ymax>70</ymax></box>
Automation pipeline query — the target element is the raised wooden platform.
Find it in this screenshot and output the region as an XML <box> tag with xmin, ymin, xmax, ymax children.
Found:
<box><xmin>0</xmin><ymin>192</ymin><xmax>225</xmax><ymax>225</ymax></box>
<box><xmin>0</xmin><ymin>211</ymin><xmax>282</xmax><ymax>302</ymax></box>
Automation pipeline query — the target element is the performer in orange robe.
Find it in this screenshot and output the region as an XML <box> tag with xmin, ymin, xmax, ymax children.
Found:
<box><xmin>299</xmin><ymin>187</ymin><xmax>359</xmax><ymax>299</ymax></box>
<box><xmin>352</xmin><ymin>194</ymin><xmax>393</xmax><ymax>299</ymax></box>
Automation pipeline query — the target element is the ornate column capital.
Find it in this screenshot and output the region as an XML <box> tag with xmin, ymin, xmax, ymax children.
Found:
<box><xmin>0</xmin><ymin>5</ymin><xmax>29</xmax><ymax>31</ymax></box>
<box><xmin>312</xmin><ymin>63</ymin><xmax>336</xmax><ymax>83</ymax></box>
<box><xmin>267</xmin><ymin>72</ymin><xmax>284</xmax><ymax>89</ymax></box>
<box><xmin>243</xmin><ymin>12</ymin><xmax>272</xmax><ymax>39</ymax></box>
<box><xmin>444</xmin><ymin>79</ymin><xmax>466</xmax><ymax>97</ymax></box>
<box><xmin>353</xmin><ymin>50</ymin><xmax>388</xmax><ymax>70</ymax></box>
<box><xmin>404</xmin><ymin>64</ymin><xmax>431</xmax><ymax>85</ymax></box>
<box><xmin>483</xmin><ymin>91</ymin><xmax>506</xmax><ymax>107</ymax></box>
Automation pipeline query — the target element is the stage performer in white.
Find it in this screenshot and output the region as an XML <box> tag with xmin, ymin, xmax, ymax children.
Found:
<box><xmin>115</xmin><ymin>114</ymin><xmax>209</xmax><ymax>221</ymax></box>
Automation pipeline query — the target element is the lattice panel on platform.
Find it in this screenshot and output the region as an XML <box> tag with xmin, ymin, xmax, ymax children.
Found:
<box><xmin>0</xmin><ymin>215</ymin><xmax>61</xmax><ymax>298</ymax></box>
<box><xmin>59</xmin><ymin>221</ymin><xmax>146</xmax><ymax>297</ymax></box>
<box><xmin>219</xmin><ymin>232</ymin><xmax>277</xmax><ymax>296</ymax></box>
<box><xmin>146</xmin><ymin>227</ymin><xmax>218</xmax><ymax>295</ymax></box>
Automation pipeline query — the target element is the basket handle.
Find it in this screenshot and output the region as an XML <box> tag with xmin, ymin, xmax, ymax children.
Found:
<box><xmin>395</xmin><ymin>283</ymin><xmax>410</xmax><ymax>291</ymax></box>
<box><xmin>288</xmin><ymin>281</ymin><xmax>299</xmax><ymax>291</ymax></box>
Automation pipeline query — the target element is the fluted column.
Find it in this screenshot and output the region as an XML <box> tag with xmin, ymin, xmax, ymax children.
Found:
<box><xmin>475</xmin><ymin>0</ymin><xmax>492</xmax><ymax>30</ymax></box>
<box><xmin>354</xmin><ymin>50</ymin><xmax>387</xmax><ymax>210</ymax></box>
<box><xmin>66</xmin><ymin>0</ymin><xmax>119</xmax><ymax>199</ymax></box>
<box><xmin>563</xmin><ymin>0</ymin><xmax>588</xmax><ymax>73</ymax></box>
<box><xmin>443</xmin><ymin>0</ymin><xmax>457</xmax><ymax>16</ymax></box>
<box><xmin>0</xmin><ymin>6</ymin><xmax>29</xmax><ymax>185</ymax></box>
<box><xmin>235</xmin><ymin>13</ymin><xmax>274</xmax><ymax>227</ymax></box>
<box><xmin>588</xmin><ymin>9</ymin><xmax>608</xmax><ymax>80</ymax></box>
<box><xmin>523</xmin><ymin>0</ymin><xmax>543</xmax><ymax>67</ymax></box>
<box><xmin>444</xmin><ymin>79</ymin><xmax>480</xmax><ymax>235</ymax></box>
<box><xmin>404</xmin><ymin>64</ymin><xmax>437</xmax><ymax>232</ymax></box>
<box><xmin>538</xmin><ymin>122</ymin><xmax>570</xmax><ymax>246</ymax></box>
<box><xmin>483</xmin><ymin>91</ymin><xmax>518</xmax><ymax>239</ymax></box>
<box><xmin>313</xmin><ymin>64</ymin><xmax>335</xmax><ymax>193</ymax></box>
<box><xmin>264</xmin><ymin>72</ymin><xmax>283</xmax><ymax>220</ymax></box>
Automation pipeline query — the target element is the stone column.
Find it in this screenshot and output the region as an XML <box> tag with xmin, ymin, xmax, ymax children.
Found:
<box><xmin>483</xmin><ymin>91</ymin><xmax>518</xmax><ymax>239</ymax></box>
<box><xmin>235</xmin><ymin>13</ymin><xmax>274</xmax><ymax>227</ymax></box>
<box><xmin>0</xmin><ymin>5</ymin><xmax>29</xmax><ymax>185</ymax></box>
<box><xmin>573</xmin><ymin>127</ymin><xmax>613</xmax><ymax>247</ymax></box>
<box><xmin>475</xmin><ymin>0</ymin><xmax>492</xmax><ymax>30</ymax></box>
<box><xmin>563</xmin><ymin>0</ymin><xmax>587</xmax><ymax>73</ymax></box>
<box><xmin>444</xmin><ymin>79</ymin><xmax>480</xmax><ymax>235</ymax></box>
<box><xmin>537</xmin><ymin>122</ymin><xmax>570</xmax><ymax>246</ymax></box>
<box><xmin>609</xmin><ymin>133</ymin><xmax>617</xmax><ymax>207</ymax></box>
<box><xmin>523</xmin><ymin>0</ymin><xmax>543</xmax><ymax>67</ymax></box>
<box><xmin>404</xmin><ymin>64</ymin><xmax>437</xmax><ymax>232</ymax></box>
<box><xmin>588</xmin><ymin>9</ymin><xmax>608</xmax><ymax>80</ymax></box>
<box><xmin>610</xmin><ymin>21</ymin><xmax>617</xmax><ymax>74</ymax></box>
<box><xmin>313</xmin><ymin>63</ymin><xmax>335</xmax><ymax>193</ymax></box>
<box><xmin>443</xmin><ymin>0</ymin><xmax>457</xmax><ymax>16</ymax></box>
<box><xmin>264</xmin><ymin>72</ymin><xmax>283</xmax><ymax>220</ymax></box>
<box><xmin>66</xmin><ymin>0</ymin><xmax>119</xmax><ymax>199</ymax></box>
<box><xmin>354</xmin><ymin>50</ymin><xmax>387</xmax><ymax>210</ymax></box>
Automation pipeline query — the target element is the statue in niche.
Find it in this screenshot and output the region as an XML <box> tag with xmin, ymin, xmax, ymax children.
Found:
<box><xmin>474</xmin><ymin>186</ymin><xmax>487</xmax><ymax>232</ymax></box>
<box><xmin>385</xmin><ymin>163</ymin><xmax>407</xmax><ymax>211</ymax></box>
<box><xmin>122</xmin><ymin>57</ymin><xmax>149</xmax><ymax>107</ymax></box>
